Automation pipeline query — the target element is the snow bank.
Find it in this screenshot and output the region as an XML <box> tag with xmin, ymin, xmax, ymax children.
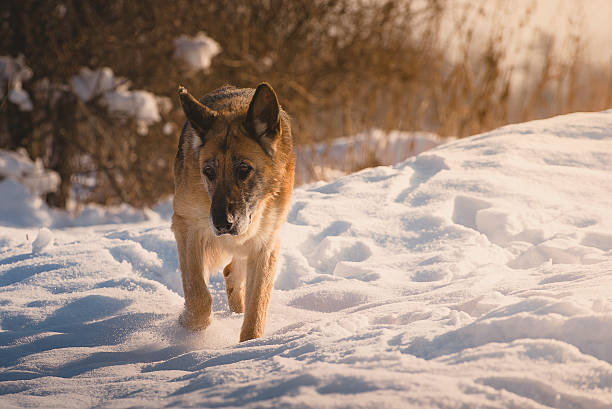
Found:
<box><xmin>1</xmin><ymin>110</ymin><xmax>612</xmax><ymax>407</ymax></box>
<box><xmin>0</xmin><ymin>149</ymin><xmax>60</xmax><ymax>196</ymax></box>
<box><xmin>0</xmin><ymin>148</ymin><xmax>166</xmax><ymax>228</ymax></box>
<box><xmin>0</xmin><ymin>179</ymin><xmax>54</xmax><ymax>228</ymax></box>
<box><xmin>296</xmin><ymin>130</ymin><xmax>448</xmax><ymax>183</ymax></box>
<box><xmin>173</xmin><ymin>32</ymin><xmax>221</xmax><ymax>73</ymax></box>
<box><xmin>0</xmin><ymin>177</ymin><xmax>163</xmax><ymax>229</ymax></box>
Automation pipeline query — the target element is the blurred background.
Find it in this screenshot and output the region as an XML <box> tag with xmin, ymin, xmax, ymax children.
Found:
<box><xmin>1</xmin><ymin>0</ymin><xmax>611</xmax><ymax>212</ymax></box>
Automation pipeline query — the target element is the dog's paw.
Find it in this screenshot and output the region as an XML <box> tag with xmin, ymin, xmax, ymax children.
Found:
<box><xmin>178</xmin><ymin>308</ymin><xmax>212</xmax><ymax>331</ymax></box>
<box><xmin>228</xmin><ymin>300</ymin><xmax>244</xmax><ymax>314</ymax></box>
<box><xmin>227</xmin><ymin>287</ymin><xmax>245</xmax><ymax>313</ymax></box>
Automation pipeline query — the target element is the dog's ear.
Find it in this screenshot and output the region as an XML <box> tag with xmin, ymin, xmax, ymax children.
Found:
<box><xmin>178</xmin><ymin>86</ymin><xmax>217</xmax><ymax>133</ymax></box>
<box><xmin>245</xmin><ymin>83</ymin><xmax>280</xmax><ymax>155</ymax></box>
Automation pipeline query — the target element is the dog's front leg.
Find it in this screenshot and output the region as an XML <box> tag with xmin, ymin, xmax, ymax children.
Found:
<box><xmin>223</xmin><ymin>257</ymin><xmax>246</xmax><ymax>313</ymax></box>
<box><xmin>173</xmin><ymin>216</ymin><xmax>213</xmax><ymax>330</ymax></box>
<box><xmin>240</xmin><ymin>238</ymin><xmax>279</xmax><ymax>342</ymax></box>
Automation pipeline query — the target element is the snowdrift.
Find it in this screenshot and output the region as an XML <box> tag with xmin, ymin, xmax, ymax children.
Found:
<box><xmin>1</xmin><ymin>111</ymin><xmax>612</xmax><ymax>408</ymax></box>
<box><xmin>0</xmin><ymin>148</ymin><xmax>168</xmax><ymax>229</ymax></box>
<box><xmin>295</xmin><ymin>130</ymin><xmax>447</xmax><ymax>184</ymax></box>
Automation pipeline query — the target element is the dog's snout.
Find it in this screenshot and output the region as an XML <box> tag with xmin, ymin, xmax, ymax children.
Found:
<box><xmin>211</xmin><ymin>210</ymin><xmax>234</xmax><ymax>234</ymax></box>
<box><xmin>210</xmin><ymin>194</ymin><xmax>239</xmax><ymax>235</ymax></box>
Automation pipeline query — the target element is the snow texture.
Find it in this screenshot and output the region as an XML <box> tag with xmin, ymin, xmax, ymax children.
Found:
<box><xmin>173</xmin><ymin>32</ymin><xmax>221</xmax><ymax>73</ymax></box>
<box><xmin>1</xmin><ymin>110</ymin><xmax>612</xmax><ymax>408</ymax></box>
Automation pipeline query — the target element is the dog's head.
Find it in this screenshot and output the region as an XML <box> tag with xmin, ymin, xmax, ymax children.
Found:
<box><xmin>179</xmin><ymin>83</ymin><xmax>282</xmax><ymax>236</ymax></box>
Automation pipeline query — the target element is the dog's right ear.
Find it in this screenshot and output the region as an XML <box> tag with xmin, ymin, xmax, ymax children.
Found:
<box><xmin>178</xmin><ymin>86</ymin><xmax>217</xmax><ymax>133</ymax></box>
<box><xmin>245</xmin><ymin>83</ymin><xmax>281</xmax><ymax>155</ymax></box>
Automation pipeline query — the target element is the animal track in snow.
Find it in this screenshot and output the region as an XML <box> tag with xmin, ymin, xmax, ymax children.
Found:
<box><xmin>412</xmin><ymin>266</ymin><xmax>450</xmax><ymax>282</ymax></box>
<box><xmin>451</xmin><ymin>196</ymin><xmax>492</xmax><ymax>231</ymax></box>
<box><xmin>312</xmin><ymin>221</ymin><xmax>352</xmax><ymax>242</ymax></box>
<box><xmin>478</xmin><ymin>376</ymin><xmax>610</xmax><ymax>409</ymax></box>
<box><xmin>333</xmin><ymin>262</ymin><xmax>380</xmax><ymax>282</ymax></box>
<box><xmin>395</xmin><ymin>154</ymin><xmax>449</xmax><ymax>203</ymax></box>
<box><xmin>449</xmin><ymin>196</ymin><xmax>607</xmax><ymax>270</ymax></box>
<box><xmin>306</xmin><ymin>236</ymin><xmax>372</xmax><ymax>273</ymax></box>
<box><xmin>289</xmin><ymin>289</ymin><xmax>370</xmax><ymax>313</ymax></box>
<box><xmin>452</xmin><ymin>196</ymin><xmax>543</xmax><ymax>247</ymax></box>
<box><xmin>581</xmin><ymin>232</ymin><xmax>612</xmax><ymax>252</ymax></box>
<box><xmin>107</xmin><ymin>232</ymin><xmax>182</xmax><ymax>294</ymax></box>
<box><xmin>0</xmin><ymin>262</ymin><xmax>68</xmax><ymax>287</ymax></box>
<box><xmin>406</xmin><ymin>304</ymin><xmax>612</xmax><ymax>365</ymax></box>
<box><xmin>411</xmin><ymin>255</ymin><xmax>455</xmax><ymax>282</ymax></box>
<box><xmin>299</xmin><ymin>220</ymin><xmax>373</xmax><ymax>277</ymax></box>
<box><xmin>287</xmin><ymin>201</ymin><xmax>308</xmax><ymax>225</ymax></box>
<box><xmin>507</xmin><ymin>235</ymin><xmax>607</xmax><ymax>270</ymax></box>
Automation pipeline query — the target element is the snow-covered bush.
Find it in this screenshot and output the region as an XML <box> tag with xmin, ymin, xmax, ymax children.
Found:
<box><xmin>173</xmin><ymin>32</ymin><xmax>221</xmax><ymax>73</ymax></box>
<box><xmin>71</xmin><ymin>66</ymin><xmax>116</xmax><ymax>102</ymax></box>
<box><xmin>0</xmin><ymin>148</ymin><xmax>165</xmax><ymax>227</ymax></box>
<box><xmin>0</xmin><ymin>55</ymin><xmax>33</xmax><ymax>112</ymax></box>
<box><xmin>0</xmin><ymin>149</ymin><xmax>59</xmax><ymax>227</ymax></box>
<box><xmin>0</xmin><ymin>148</ymin><xmax>59</xmax><ymax>196</ymax></box>
<box><xmin>3</xmin><ymin>0</ymin><xmax>609</xmax><ymax>210</ymax></box>
<box><xmin>1</xmin><ymin>53</ymin><xmax>175</xmax><ymax>207</ymax></box>
<box><xmin>71</xmin><ymin>67</ymin><xmax>162</xmax><ymax>135</ymax></box>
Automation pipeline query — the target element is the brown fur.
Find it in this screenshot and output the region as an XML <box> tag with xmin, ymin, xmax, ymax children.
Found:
<box><xmin>172</xmin><ymin>83</ymin><xmax>294</xmax><ymax>342</ymax></box>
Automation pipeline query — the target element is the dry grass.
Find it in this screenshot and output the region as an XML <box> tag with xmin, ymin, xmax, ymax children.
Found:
<box><xmin>1</xmin><ymin>0</ymin><xmax>611</xmax><ymax>207</ymax></box>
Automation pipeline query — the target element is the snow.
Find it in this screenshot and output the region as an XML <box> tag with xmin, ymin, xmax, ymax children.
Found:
<box><xmin>0</xmin><ymin>149</ymin><xmax>60</xmax><ymax>196</ymax></box>
<box><xmin>71</xmin><ymin>67</ymin><xmax>162</xmax><ymax>134</ymax></box>
<box><xmin>7</xmin><ymin>86</ymin><xmax>33</xmax><ymax>112</ymax></box>
<box><xmin>1</xmin><ymin>55</ymin><xmax>33</xmax><ymax>112</ymax></box>
<box><xmin>102</xmin><ymin>89</ymin><xmax>161</xmax><ymax>125</ymax></box>
<box><xmin>70</xmin><ymin>67</ymin><xmax>115</xmax><ymax>102</ymax></box>
<box><xmin>31</xmin><ymin>228</ymin><xmax>53</xmax><ymax>254</ymax></box>
<box><xmin>0</xmin><ymin>176</ymin><xmax>163</xmax><ymax>229</ymax></box>
<box><xmin>296</xmin><ymin>130</ymin><xmax>447</xmax><ymax>183</ymax></box>
<box><xmin>0</xmin><ymin>149</ymin><xmax>160</xmax><ymax>229</ymax></box>
<box><xmin>173</xmin><ymin>32</ymin><xmax>221</xmax><ymax>73</ymax></box>
<box><xmin>1</xmin><ymin>110</ymin><xmax>612</xmax><ymax>407</ymax></box>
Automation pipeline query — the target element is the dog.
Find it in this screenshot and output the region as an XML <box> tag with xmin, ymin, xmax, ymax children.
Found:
<box><xmin>172</xmin><ymin>83</ymin><xmax>294</xmax><ymax>342</ymax></box>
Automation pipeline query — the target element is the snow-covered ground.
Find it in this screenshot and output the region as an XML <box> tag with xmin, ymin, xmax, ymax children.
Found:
<box><xmin>1</xmin><ymin>110</ymin><xmax>612</xmax><ymax>408</ymax></box>
<box><xmin>295</xmin><ymin>130</ymin><xmax>447</xmax><ymax>184</ymax></box>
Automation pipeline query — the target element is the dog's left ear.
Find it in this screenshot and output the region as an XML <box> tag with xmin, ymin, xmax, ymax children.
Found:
<box><xmin>245</xmin><ymin>83</ymin><xmax>280</xmax><ymax>155</ymax></box>
<box><xmin>178</xmin><ymin>85</ymin><xmax>217</xmax><ymax>134</ymax></box>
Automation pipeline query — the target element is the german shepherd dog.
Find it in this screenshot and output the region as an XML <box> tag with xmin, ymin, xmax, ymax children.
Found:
<box><xmin>172</xmin><ymin>83</ymin><xmax>294</xmax><ymax>342</ymax></box>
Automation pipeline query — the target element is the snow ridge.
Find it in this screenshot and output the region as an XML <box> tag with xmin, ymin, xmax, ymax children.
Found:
<box><xmin>1</xmin><ymin>110</ymin><xmax>612</xmax><ymax>407</ymax></box>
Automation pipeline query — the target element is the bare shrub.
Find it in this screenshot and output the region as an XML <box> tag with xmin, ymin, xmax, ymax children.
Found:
<box><xmin>1</xmin><ymin>0</ymin><xmax>611</xmax><ymax>207</ymax></box>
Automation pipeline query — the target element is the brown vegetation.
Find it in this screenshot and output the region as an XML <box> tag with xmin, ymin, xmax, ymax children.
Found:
<box><xmin>1</xmin><ymin>0</ymin><xmax>611</xmax><ymax>208</ymax></box>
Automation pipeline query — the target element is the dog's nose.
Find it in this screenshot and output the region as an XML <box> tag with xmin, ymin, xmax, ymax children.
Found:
<box><xmin>212</xmin><ymin>214</ymin><xmax>234</xmax><ymax>234</ymax></box>
<box><xmin>210</xmin><ymin>194</ymin><xmax>237</xmax><ymax>235</ymax></box>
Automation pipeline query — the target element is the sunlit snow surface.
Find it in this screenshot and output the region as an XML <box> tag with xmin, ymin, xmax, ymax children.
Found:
<box><xmin>2</xmin><ymin>111</ymin><xmax>612</xmax><ymax>408</ymax></box>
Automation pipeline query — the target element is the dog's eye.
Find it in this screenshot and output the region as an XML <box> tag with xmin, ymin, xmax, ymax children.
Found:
<box><xmin>203</xmin><ymin>165</ymin><xmax>216</xmax><ymax>181</ymax></box>
<box><xmin>237</xmin><ymin>163</ymin><xmax>252</xmax><ymax>181</ymax></box>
